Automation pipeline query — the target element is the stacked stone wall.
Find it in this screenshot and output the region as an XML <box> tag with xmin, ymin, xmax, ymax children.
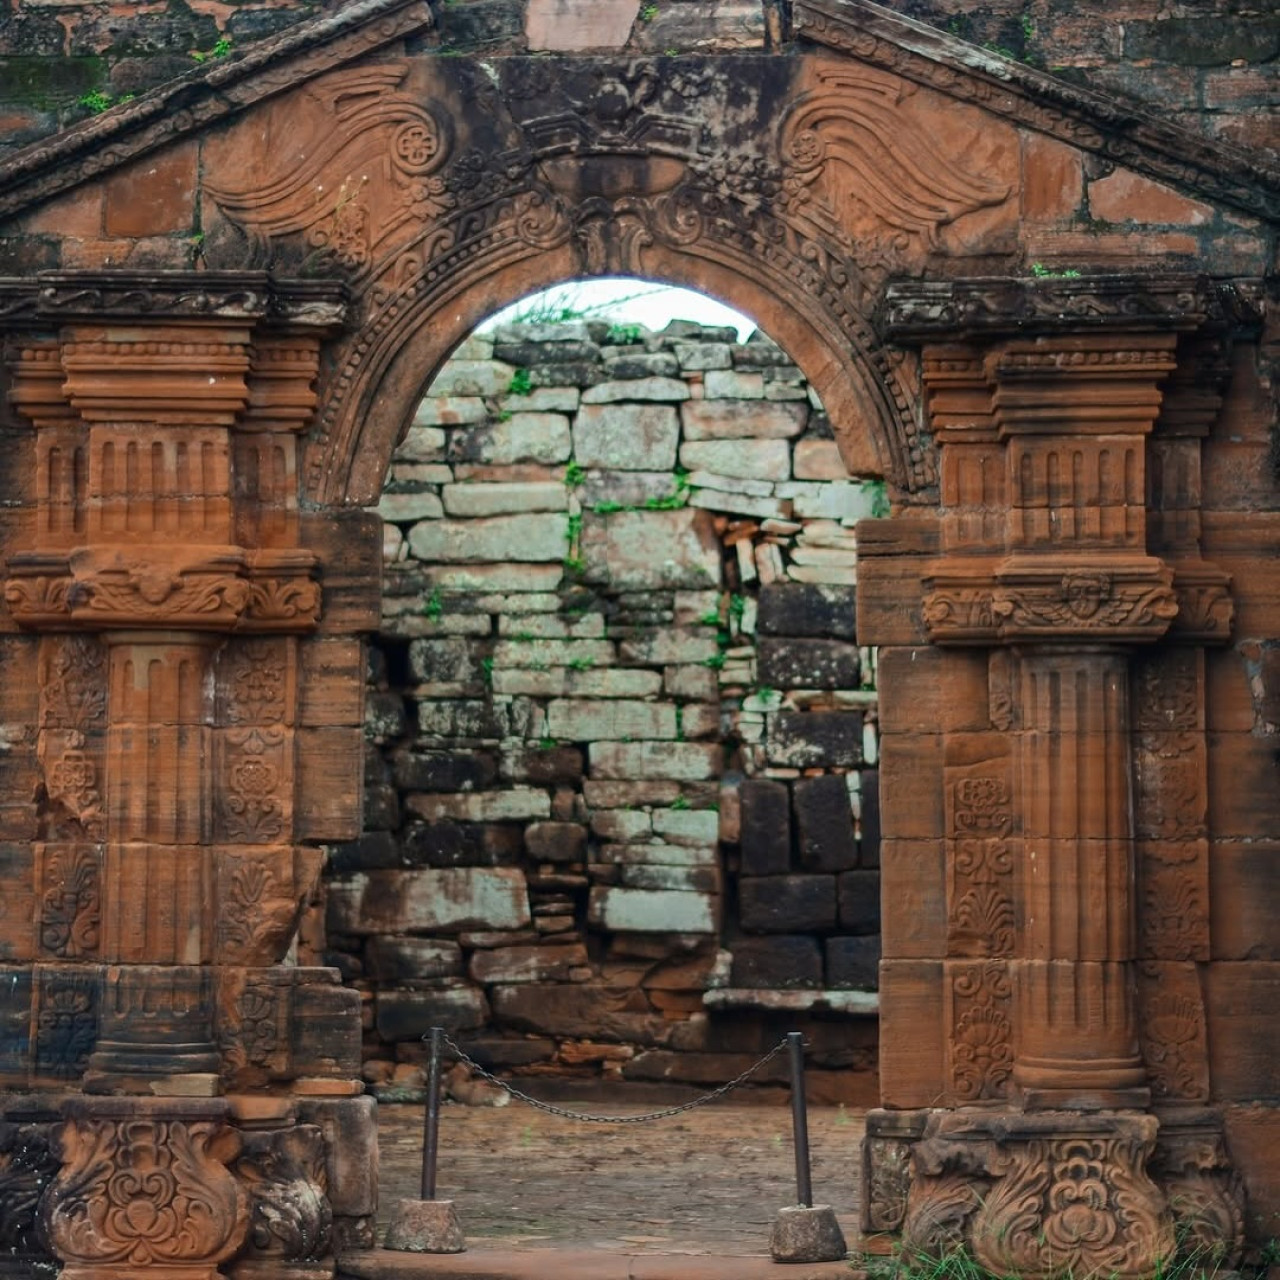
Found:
<box><xmin>323</xmin><ymin>319</ymin><xmax>884</xmax><ymax>1099</ymax></box>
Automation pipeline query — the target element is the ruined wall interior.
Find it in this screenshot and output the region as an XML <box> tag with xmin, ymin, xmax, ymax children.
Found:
<box><xmin>0</xmin><ymin>0</ymin><xmax>1276</xmax><ymax>1277</ymax></box>
<box><xmin>332</xmin><ymin>319</ymin><xmax>883</xmax><ymax>1099</ymax></box>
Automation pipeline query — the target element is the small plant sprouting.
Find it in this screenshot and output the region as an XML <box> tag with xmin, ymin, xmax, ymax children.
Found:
<box><xmin>422</xmin><ymin>588</ymin><xmax>444</xmax><ymax>620</ymax></box>
<box><xmin>868</xmin><ymin>479</ymin><xmax>891</xmax><ymax>519</ymax></box>
<box><xmin>567</xmin><ymin>655</ymin><xmax>594</xmax><ymax>671</ymax></box>
<box><xmin>564</xmin><ymin>461</ymin><xmax>586</xmax><ymax>489</ymax></box>
<box><xmin>78</xmin><ymin>90</ymin><xmax>134</xmax><ymax>114</ymax></box>
<box><xmin>592</xmin><ymin>500</ymin><xmax>625</xmax><ymax>514</ymax></box>
<box><xmin>507</xmin><ymin>368</ymin><xmax>533</xmax><ymax>396</ymax></box>
<box><xmin>698</xmin><ymin>608</ymin><xmax>722</xmax><ymax>628</ymax></box>
<box><xmin>703</xmin><ymin>653</ymin><xmax>727</xmax><ymax>671</ymax></box>
<box><xmin>644</xmin><ymin>466</ymin><xmax>691</xmax><ymax>511</ymax></box>
<box><xmin>564</xmin><ymin>511</ymin><xmax>586</xmax><ymax>575</ymax></box>
<box><xmin>480</xmin><ymin>656</ymin><xmax>494</xmax><ymax>687</ymax></box>
<box><xmin>729</xmin><ymin>593</ymin><xmax>747</xmax><ymax>627</ymax></box>
<box><xmin>674</xmin><ymin>703</ymin><xmax>685</xmax><ymax>742</ymax></box>
<box><xmin>191</xmin><ymin>35</ymin><xmax>233</xmax><ymax>62</ymax></box>
<box><xmin>640</xmin><ymin>3</ymin><xmax>658</xmax><ymax>21</ymax></box>
<box><xmin>606</xmin><ymin>322</ymin><xmax>644</xmax><ymax>344</ymax></box>
<box><xmin>1029</xmin><ymin>261</ymin><xmax>1083</xmax><ymax>280</ymax></box>
<box><xmin>670</xmin><ymin>795</ymin><xmax>690</xmax><ymax>811</ymax></box>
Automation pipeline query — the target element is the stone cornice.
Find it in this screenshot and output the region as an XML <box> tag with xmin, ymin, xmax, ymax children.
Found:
<box><xmin>0</xmin><ymin>0</ymin><xmax>434</xmax><ymax>223</ymax></box>
<box><xmin>877</xmin><ymin>275</ymin><xmax>1259</xmax><ymax>343</ymax></box>
<box><xmin>0</xmin><ymin>272</ymin><xmax>349</xmax><ymax>331</ymax></box>
<box><xmin>794</xmin><ymin>0</ymin><xmax>1280</xmax><ymax>225</ymax></box>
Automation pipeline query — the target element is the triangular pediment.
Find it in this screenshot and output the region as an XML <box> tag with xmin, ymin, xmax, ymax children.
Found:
<box><xmin>0</xmin><ymin>0</ymin><xmax>1277</xmax><ymax>231</ymax></box>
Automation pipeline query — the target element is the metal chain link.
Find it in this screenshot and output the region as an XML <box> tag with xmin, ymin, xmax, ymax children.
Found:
<box><xmin>434</xmin><ymin>1032</ymin><xmax>792</xmax><ymax>1125</ymax></box>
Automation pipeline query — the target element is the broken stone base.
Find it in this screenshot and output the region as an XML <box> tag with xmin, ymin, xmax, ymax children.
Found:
<box><xmin>770</xmin><ymin>1204</ymin><xmax>848</xmax><ymax>1263</ymax></box>
<box><xmin>384</xmin><ymin>1199</ymin><xmax>466</xmax><ymax>1253</ymax></box>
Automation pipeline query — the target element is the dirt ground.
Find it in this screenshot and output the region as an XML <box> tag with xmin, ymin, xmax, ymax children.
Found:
<box><xmin>377</xmin><ymin>1097</ymin><xmax>867</xmax><ymax>1256</ymax></box>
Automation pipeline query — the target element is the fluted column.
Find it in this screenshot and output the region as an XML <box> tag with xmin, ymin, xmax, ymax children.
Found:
<box><xmin>1010</xmin><ymin>646</ymin><xmax>1149</xmax><ymax>1107</ymax></box>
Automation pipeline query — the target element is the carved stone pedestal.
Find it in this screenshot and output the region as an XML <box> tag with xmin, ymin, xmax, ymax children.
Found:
<box><xmin>903</xmin><ymin>1110</ymin><xmax>1175</xmax><ymax>1279</ymax></box>
<box><xmin>41</xmin><ymin>1097</ymin><xmax>249</xmax><ymax>1280</ymax></box>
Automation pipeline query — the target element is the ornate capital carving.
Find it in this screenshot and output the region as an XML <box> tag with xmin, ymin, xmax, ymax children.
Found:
<box><xmin>42</xmin><ymin>1098</ymin><xmax>249</xmax><ymax>1280</ymax></box>
<box><xmin>923</xmin><ymin>556</ymin><xmax>1180</xmax><ymax>645</ymax></box>
<box><xmin>880</xmin><ymin>276</ymin><xmax>1249</xmax><ymax>343</ymax></box>
<box><xmin>904</xmin><ymin>1111</ymin><xmax>1175</xmax><ymax>1280</ymax></box>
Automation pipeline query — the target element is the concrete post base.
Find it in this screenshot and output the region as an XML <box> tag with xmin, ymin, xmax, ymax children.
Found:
<box><xmin>384</xmin><ymin>1199</ymin><xmax>466</xmax><ymax>1254</ymax></box>
<box><xmin>769</xmin><ymin>1205</ymin><xmax>848</xmax><ymax>1263</ymax></box>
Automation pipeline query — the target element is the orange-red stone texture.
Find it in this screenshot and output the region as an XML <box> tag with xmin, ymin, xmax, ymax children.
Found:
<box><xmin>0</xmin><ymin>0</ymin><xmax>1275</xmax><ymax>1275</ymax></box>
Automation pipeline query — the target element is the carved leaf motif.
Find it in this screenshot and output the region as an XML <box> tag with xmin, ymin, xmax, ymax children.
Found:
<box><xmin>34</xmin><ymin>974</ymin><xmax>98</xmax><ymax>1081</ymax></box>
<box><xmin>40</xmin><ymin>636</ymin><xmax>107</xmax><ymax>729</ymax></box>
<box><xmin>0</xmin><ymin>1122</ymin><xmax>60</xmax><ymax>1254</ymax></box>
<box><xmin>38</xmin><ymin>848</ymin><xmax>101</xmax><ymax>959</ymax></box>
<box><xmin>865</xmin><ymin>1138</ymin><xmax>913</xmax><ymax>1233</ymax></box>
<box><xmin>779</xmin><ymin>68</ymin><xmax>1010</xmax><ymax>256</ymax></box>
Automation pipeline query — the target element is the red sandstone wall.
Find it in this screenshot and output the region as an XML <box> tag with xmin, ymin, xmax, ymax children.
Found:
<box><xmin>1</xmin><ymin>1</ymin><xmax>1275</xmax><ymax>160</ymax></box>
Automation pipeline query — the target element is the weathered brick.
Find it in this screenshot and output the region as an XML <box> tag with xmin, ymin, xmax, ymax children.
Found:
<box><xmin>588</xmin><ymin>886</ymin><xmax>718</xmax><ymax>933</ymax></box>
<box><xmin>826</xmin><ymin>935</ymin><xmax>880</xmax><ymax>989</ymax></box>
<box><xmin>757</xmin><ymin>583</ymin><xmax>858</xmax><ymax>640</ymax></box>
<box><xmin>573</xmin><ymin>403</ymin><xmax>680</xmax><ymax>470</ymax></box>
<box><xmin>327</xmin><ymin>868</ymin><xmax>531</xmax><ymax>934</ymax></box>
<box><xmin>680</xmin><ymin>400</ymin><xmax>807</xmax><ymax>440</ymax></box>
<box><xmin>407</xmin><ymin>513</ymin><xmax>570</xmax><ymax>563</ymax></box>
<box><xmin>768</xmin><ymin>711</ymin><xmax>864</xmax><ymax>768</ymax></box>
<box><xmin>547</xmin><ymin>698</ymin><xmax>678</xmax><ymax>741</ymax></box>
<box><xmin>376</xmin><ymin>987</ymin><xmax>490</xmax><ymax>1040</ymax></box>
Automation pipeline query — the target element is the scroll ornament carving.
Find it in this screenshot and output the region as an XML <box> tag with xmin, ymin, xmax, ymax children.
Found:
<box><xmin>40</xmin><ymin>636</ymin><xmax>107</xmax><ymax>731</ymax></box>
<box><xmin>224</xmin><ymin>641</ymin><xmax>289</xmax><ymax>726</ymax></box>
<box><xmin>34</xmin><ymin>972</ymin><xmax>99</xmax><ymax>1083</ymax></box>
<box><xmin>924</xmin><ymin>568</ymin><xmax>1181</xmax><ymax>644</ymax></box>
<box><xmin>1139</xmin><ymin>990</ymin><xmax>1206</xmax><ymax>1101</ymax></box>
<box><xmin>949</xmin><ymin>963</ymin><xmax>1012</xmax><ymax>1101</ymax></box>
<box><xmin>904</xmin><ymin>1117</ymin><xmax>1174</xmax><ymax>1279</ymax></box>
<box><xmin>778</xmin><ymin>67</ymin><xmax>1010</xmax><ymax>263</ymax></box>
<box><xmin>7</xmin><ymin>552</ymin><xmax>321</xmax><ymax>634</ymax></box>
<box><xmin>42</xmin><ymin>1110</ymin><xmax>248</xmax><ymax>1274</ymax></box>
<box><xmin>206</xmin><ymin>65</ymin><xmax>452</xmax><ymax>279</ymax></box>
<box><xmin>233</xmin><ymin>1124</ymin><xmax>333</xmax><ymax>1270</ymax></box>
<box><xmin>1151</xmin><ymin>1129</ymin><xmax>1244</xmax><ymax>1268</ymax></box>
<box><xmin>221</xmin><ymin>728</ymin><xmax>288</xmax><ymax>842</ymax></box>
<box><xmin>0</xmin><ymin>1121</ymin><xmax>60</xmax><ymax>1259</ymax></box>
<box><xmin>864</xmin><ymin>1138</ymin><xmax>914</xmax><ymax>1234</ymax></box>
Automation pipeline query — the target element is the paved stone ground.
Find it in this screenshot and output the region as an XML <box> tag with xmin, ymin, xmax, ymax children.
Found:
<box><xmin>377</xmin><ymin>1098</ymin><xmax>867</xmax><ymax>1256</ymax></box>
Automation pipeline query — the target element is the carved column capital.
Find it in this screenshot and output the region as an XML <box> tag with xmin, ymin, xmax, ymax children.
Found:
<box><xmin>42</xmin><ymin>1097</ymin><xmax>249</xmax><ymax>1280</ymax></box>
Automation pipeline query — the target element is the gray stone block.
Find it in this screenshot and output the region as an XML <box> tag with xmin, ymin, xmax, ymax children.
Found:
<box><xmin>739</xmin><ymin>874</ymin><xmax>837</xmax><ymax>933</ymax></box>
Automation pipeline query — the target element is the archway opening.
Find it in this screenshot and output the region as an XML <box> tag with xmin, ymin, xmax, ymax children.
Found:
<box><xmin>323</xmin><ymin>280</ymin><xmax>889</xmax><ymax>1132</ymax></box>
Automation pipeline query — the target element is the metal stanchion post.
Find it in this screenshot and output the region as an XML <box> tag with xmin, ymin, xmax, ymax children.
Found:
<box><xmin>386</xmin><ymin>1026</ymin><xmax>466</xmax><ymax>1254</ymax></box>
<box><xmin>769</xmin><ymin>1031</ymin><xmax>848</xmax><ymax>1263</ymax></box>
<box><xmin>787</xmin><ymin>1030</ymin><xmax>813</xmax><ymax>1208</ymax></box>
<box><xmin>421</xmin><ymin>1024</ymin><xmax>443</xmax><ymax>1202</ymax></box>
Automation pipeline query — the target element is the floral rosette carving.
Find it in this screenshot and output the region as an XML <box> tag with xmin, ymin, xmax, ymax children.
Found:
<box><xmin>43</xmin><ymin>1109</ymin><xmax>248</xmax><ymax>1274</ymax></box>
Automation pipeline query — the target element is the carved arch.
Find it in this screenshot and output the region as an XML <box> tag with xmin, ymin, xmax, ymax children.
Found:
<box><xmin>306</xmin><ymin>226</ymin><xmax>917</xmax><ymax>506</ymax></box>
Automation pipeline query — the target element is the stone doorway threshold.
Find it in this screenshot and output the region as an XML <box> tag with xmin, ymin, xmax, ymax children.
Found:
<box><xmin>337</xmin><ymin>1248</ymin><xmax>860</xmax><ymax>1280</ymax></box>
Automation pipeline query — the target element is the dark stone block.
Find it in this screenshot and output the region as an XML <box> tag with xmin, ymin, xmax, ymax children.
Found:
<box><xmin>402</xmin><ymin>821</ymin><xmax>522</xmax><ymax>868</ymax></box>
<box><xmin>502</xmin><ymin>745</ymin><xmax>585</xmax><ymax>785</ymax></box>
<box><xmin>793</xmin><ymin>775</ymin><xmax>858</xmax><ymax>873</ymax></box>
<box><xmin>493</xmin><ymin>340</ymin><xmax>601</xmax><ymax>365</ymax></box>
<box><xmin>826</xmin><ymin>936</ymin><xmax>881</xmax><ymax>990</ymax></box>
<box><xmin>364</xmin><ymin>937</ymin><xmax>463</xmax><ymax>983</ymax></box>
<box><xmin>528</xmin><ymin>361</ymin><xmax>605</xmax><ymax>389</ymax></box>
<box><xmin>1124</xmin><ymin>17</ymin><xmax>1280</xmax><ymax>66</ymax></box>
<box><xmin>363</xmin><ymin>783</ymin><xmax>400</xmax><ymax>832</ymax></box>
<box><xmin>739</xmin><ymin>875</ymin><xmax>837</xmax><ymax>933</ymax></box>
<box><xmin>758</xmin><ymin>637</ymin><xmax>861</xmax><ymax>689</ymax></box>
<box><xmin>328</xmin><ymin>830</ymin><xmax>400</xmax><ymax>875</ymax></box>
<box><xmin>434</xmin><ymin>0</ymin><xmax>523</xmax><ymax>47</ymax></box>
<box><xmin>448</xmin><ymin>1034</ymin><xmax>557</xmax><ymax>1068</ymax></box>
<box><xmin>739</xmin><ymin>778</ymin><xmax>791</xmax><ymax>875</ymax></box>
<box><xmin>0</xmin><ymin>965</ymin><xmax>32</xmax><ymax>1080</ymax></box>
<box><xmin>860</xmin><ymin>769</ymin><xmax>881</xmax><ymax>868</ymax></box>
<box><xmin>291</xmin><ymin>981</ymin><xmax>363</xmax><ymax>1078</ymax></box>
<box><xmin>769</xmin><ymin>711</ymin><xmax>863</xmax><ymax>768</ymax></box>
<box><xmin>757</xmin><ymin>583</ymin><xmax>857</xmax><ymax>641</ymax></box>
<box><xmin>375</xmin><ymin>987</ymin><xmax>490</xmax><ymax>1042</ymax></box>
<box><xmin>838</xmin><ymin>869</ymin><xmax>882</xmax><ymax>935</ymax></box>
<box><xmin>729</xmin><ymin>936</ymin><xmax>823</xmax><ymax>988</ymax></box>
<box><xmin>393</xmin><ymin>749</ymin><xmax>499</xmax><ymax>793</ymax></box>
<box><xmin>525</xmin><ymin>821</ymin><xmax>588</xmax><ymax>863</ymax></box>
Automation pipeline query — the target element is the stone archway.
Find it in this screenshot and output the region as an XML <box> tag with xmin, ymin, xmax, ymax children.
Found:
<box><xmin>0</xmin><ymin>1</ymin><xmax>1276</xmax><ymax>1276</ymax></box>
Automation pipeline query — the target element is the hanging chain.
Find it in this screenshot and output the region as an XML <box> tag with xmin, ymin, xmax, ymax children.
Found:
<box><xmin>433</xmin><ymin>1032</ymin><xmax>792</xmax><ymax>1125</ymax></box>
